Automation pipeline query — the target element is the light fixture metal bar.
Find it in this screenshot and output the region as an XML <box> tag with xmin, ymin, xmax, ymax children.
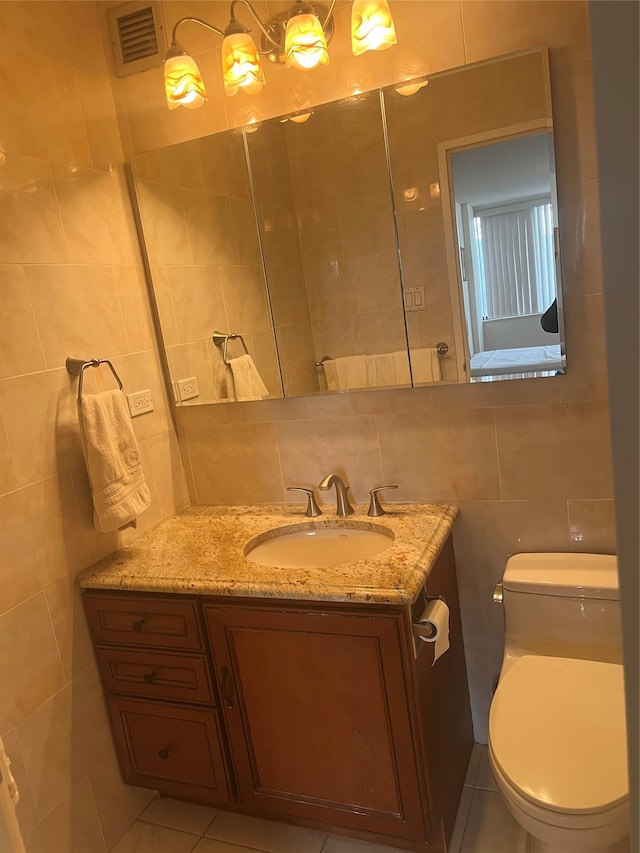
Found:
<box><xmin>322</xmin><ymin>0</ymin><xmax>337</xmax><ymax>31</ymax></box>
<box><xmin>170</xmin><ymin>16</ymin><xmax>225</xmax><ymax>45</ymax></box>
<box><xmin>230</xmin><ymin>0</ymin><xmax>281</xmax><ymax>47</ymax></box>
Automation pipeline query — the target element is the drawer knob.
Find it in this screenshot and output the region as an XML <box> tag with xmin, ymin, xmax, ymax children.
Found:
<box><xmin>158</xmin><ymin>747</ymin><xmax>170</xmax><ymax>760</ymax></box>
<box><xmin>142</xmin><ymin>671</ymin><xmax>157</xmax><ymax>684</ymax></box>
<box><xmin>131</xmin><ymin>619</ymin><xmax>145</xmax><ymax>632</ymax></box>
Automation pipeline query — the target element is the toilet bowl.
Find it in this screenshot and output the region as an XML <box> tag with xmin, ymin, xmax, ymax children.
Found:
<box><xmin>488</xmin><ymin>554</ymin><xmax>629</xmax><ymax>853</ymax></box>
<box><xmin>489</xmin><ymin>655</ymin><xmax>629</xmax><ymax>853</ymax></box>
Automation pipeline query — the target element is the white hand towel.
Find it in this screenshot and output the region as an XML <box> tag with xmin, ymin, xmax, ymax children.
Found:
<box><xmin>366</xmin><ymin>352</ymin><xmax>397</xmax><ymax>388</ymax></box>
<box><xmin>322</xmin><ymin>359</ymin><xmax>339</xmax><ymax>391</ymax></box>
<box><xmin>334</xmin><ymin>354</ymin><xmax>368</xmax><ymax>390</ymax></box>
<box><xmin>227</xmin><ymin>354</ymin><xmax>269</xmax><ymax>401</ymax></box>
<box><xmin>79</xmin><ymin>390</ymin><xmax>151</xmax><ymax>533</ymax></box>
<box><xmin>393</xmin><ymin>350</ymin><xmax>412</xmax><ymax>385</ymax></box>
<box><xmin>411</xmin><ymin>347</ymin><xmax>442</xmax><ymax>383</ymax></box>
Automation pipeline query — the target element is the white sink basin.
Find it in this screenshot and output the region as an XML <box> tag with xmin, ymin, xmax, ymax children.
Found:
<box><xmin>245</xmin><ymin>523</ymin><xmax>394</xmax><ymax>568</ymax></box>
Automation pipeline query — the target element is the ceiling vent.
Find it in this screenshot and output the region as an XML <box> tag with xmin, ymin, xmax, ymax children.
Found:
<box><xmin>108</xmin><ymin>1</ymin><xmax>167</xmax><ymax>77</ymax></box>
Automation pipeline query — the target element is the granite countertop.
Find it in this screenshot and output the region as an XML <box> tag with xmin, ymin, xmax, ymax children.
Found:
<box><xmin>75</xmin><ymin>503</ymin><xmax>458</xmax><ymax>605</ymax></box>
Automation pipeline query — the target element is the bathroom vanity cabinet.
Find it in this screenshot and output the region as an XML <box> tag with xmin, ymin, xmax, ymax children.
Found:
<box><xmin>82</xmin><ymin>532</ymin><xmax>472</xmax><ymax>853</ymax></box>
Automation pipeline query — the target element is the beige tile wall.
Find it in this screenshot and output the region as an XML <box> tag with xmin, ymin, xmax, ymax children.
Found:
<box><xmin>0</xmin><ymin>2</ymin><xmax>189</xmax><ymax>850</ymax></box>
<box><xmin>116</xmin><ymin>0</ymin><xmax>613</xmax><ymax>742</ymax></box>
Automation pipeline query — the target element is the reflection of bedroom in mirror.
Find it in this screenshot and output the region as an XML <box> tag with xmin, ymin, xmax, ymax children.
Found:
<box><xmin>448</xmin><ymin>132</ymin><xmax>565</xmax><ymax>382</ymax></box>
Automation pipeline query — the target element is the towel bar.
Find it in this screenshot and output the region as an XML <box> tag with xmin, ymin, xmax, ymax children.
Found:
<box><xmin>212</xmin><ymin>331</ymin><xmax>250</xmax><ymax>365</ymax></box>
<box><xmin>65</xmin><ymin>356</ymin><xmax>124</xmax><ymax>401</ymax></box>
<box><xmin>315</xmin><ymin>346</ymin><xmax>447</xmax><ymax>368</ymax></box>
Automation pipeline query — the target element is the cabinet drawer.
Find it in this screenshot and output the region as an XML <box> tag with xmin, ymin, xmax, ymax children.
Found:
<box><xmin>84</xmin><ymin>594</ymin><xmax>203</xmax><ymax>651</ymax></box>
<box><xmin>96</xmin><ymin>647</ymin><xmax>214</xmax><ymax>705</ymax></box>
<box><xmin>108</xmin><ymin>696</ymin><xmax>233</xmax><ymax>806</ymax></box>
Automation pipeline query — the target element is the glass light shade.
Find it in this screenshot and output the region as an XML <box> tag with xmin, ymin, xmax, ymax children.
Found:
<box><xmin>164</xmin><ymin>52</ymin><xmax>207</xmax><ymax>110</ymax></box>
<box><xmin>222</xmin><ymin>32</ymin><xmax>266</xmax><ymax>96</ymax></box>
<box><xmin>289</xmin><ymin>111</ymin><xmax>312</xmax><ymax>123</ymax></box>
<box><xmin>351</xmin><ymin>1</ymin><xmax>397</xmax><ymax>56</ymax></box>
<box><xmin>285</xmin><ymin>12</ymin><xmax>329</xmax><ymax>71</ymax></box>
<box><xmin>395</xmin><ymin>79</ymin><xmax>429</xmax><ymax>97</ymax></box>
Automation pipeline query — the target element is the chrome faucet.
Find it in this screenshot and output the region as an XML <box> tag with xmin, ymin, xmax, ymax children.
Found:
<box><xmin>318</xmin><ymin>473</ymin><xmax>354</xmax><ymax>516</ymax></box>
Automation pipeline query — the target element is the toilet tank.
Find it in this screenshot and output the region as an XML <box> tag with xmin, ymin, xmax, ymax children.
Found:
<box><xmin>500</xmin><ymin>553</ymin><xmax>623</xmax><ymax>672</ymax></box>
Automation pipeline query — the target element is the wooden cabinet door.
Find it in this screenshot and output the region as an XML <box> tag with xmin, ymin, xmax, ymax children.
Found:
<box><xmin>204</xmin><ymin>604</ymin><xmax>428</xmax><ymax>842</ymax></box>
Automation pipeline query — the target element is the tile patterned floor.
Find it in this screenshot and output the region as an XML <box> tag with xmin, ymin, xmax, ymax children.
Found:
<box><xmin>111</xmin><ymin>746</ymin><xmax>528</xmax><ymax>853</ymax></box>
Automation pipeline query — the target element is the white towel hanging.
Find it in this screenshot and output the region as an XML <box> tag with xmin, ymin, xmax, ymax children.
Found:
<box><xmin>79</xmin><ymin>390</ymin><xmax>151</xmax><ymax>532</ymax></box>
<box><xmin>227</xmin><ymin>354</ymin><xmax>269</xmax><ymax>401</ymax></box>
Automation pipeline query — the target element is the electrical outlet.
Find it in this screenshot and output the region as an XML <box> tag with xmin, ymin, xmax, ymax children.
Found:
<box><xmin>177</xmin><ymin>376</ymin><xmax>199</xmax><ymax>401</ymax></box>
<box><xmin>126</xmin><ymin>390</ymin><xmax>154</xmax><ymax>417</ymax></box>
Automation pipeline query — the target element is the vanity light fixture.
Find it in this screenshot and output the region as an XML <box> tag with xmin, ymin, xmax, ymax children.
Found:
<box><xmin>222</xmin><ymin>17</ymin><xmax>266</xmax><ymax>96</ymax></box>
<box><xmin>164</xmin><ymin>41</ymin><xmax>210</xmax><ymax>109</ymax></box>
<box><xmin>281</xmin><ymin>110</ymin><xmax>314</xmax><ymax>123</ymax></box>
<box><xmin>289</xmin><ymin>111</ymin><xmax>313</xmax><ymax>123</ymax></box>
<box><xmin>164</xmin><ymin>0</ymin><xmax>398</xmax><ymax>108</ymax></box>
<box><xmin>394</xmin><ymin>79</ymin><xmax>429</xmax><ymax>96</ymax></box>
<box><xmin>285</xmin><ymin>2</ymin><xmax>330</xmax><ymax>71</ymax></box>
<box><xmin>351</xmin><ymin>0</ymin><xmax>397</xmax><ymax>56</ymax></box>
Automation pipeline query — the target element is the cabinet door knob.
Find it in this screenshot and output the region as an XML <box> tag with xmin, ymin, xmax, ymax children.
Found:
<box><xmin>158</xmin><ymin>747</ymin><xmax>170</xmax><ymax>760</ymax></box>
<box><xmin>131</xmin><ymin>619</ymin><xmax>145</xmax><ymax>632</ymax></box>
<box><xmin>221</xmin><ymin>666</ymin><xmax>235</xmax><ymax>708</ymax></box>
<box><xmin>142</xmin><ymin>671</ymin><xmax>157</xmax><ymax>684</ymax></box>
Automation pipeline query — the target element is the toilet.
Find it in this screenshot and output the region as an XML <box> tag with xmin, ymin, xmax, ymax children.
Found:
<box><xmin>488</xmin><ymin>553</ymin><xmax>630</xmax><ymax>853</ymax></box>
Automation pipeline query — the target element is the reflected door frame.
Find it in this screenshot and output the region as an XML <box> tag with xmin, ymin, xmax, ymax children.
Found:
<box><xmin>437</xmin><ymin>118</ymin><xmax>554</xmax><ymax>384</ymax></box>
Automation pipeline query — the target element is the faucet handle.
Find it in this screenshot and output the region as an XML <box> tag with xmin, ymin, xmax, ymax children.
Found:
<box><xmin>287</xmin><ymin>487</ymin><xmax>322</xmax><ymax>517</ymax></box>
<box><xmin>368</xmin><ymin>485</ymin><xmax>398</xmax><ymax>517</ymax></box>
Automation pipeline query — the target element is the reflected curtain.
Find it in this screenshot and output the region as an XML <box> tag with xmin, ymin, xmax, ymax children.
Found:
<box><xmin>476</xmin><ymin>202</ymin><xmax>556</xmax><ymax>319</ymax></box>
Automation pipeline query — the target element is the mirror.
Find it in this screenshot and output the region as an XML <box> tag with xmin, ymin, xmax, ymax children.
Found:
<box><xmin>130</xmin><ymin>47</ymin><xmax>563</xmax><ymax>405</ymax></box>
<box><xmin>131</xmin><ymin>129</ymin><xmax>285</xmax><ymax>404</ymax></box>
<box><xmin>245</xmin><ymin>92</ymin><xmax>410</xmax><ymax>399</ymax></box>
<box><xmin>449</xmin><ymin>134</ymin><xmax>563</xmax><ymax>381</ymax></box>
<box><xmin>383</xmin><ymin>46</ymin><xmax>563</xmax><ymax>384</ymax></box>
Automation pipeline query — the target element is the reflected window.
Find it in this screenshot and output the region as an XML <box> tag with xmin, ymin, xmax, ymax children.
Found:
<box><xmin>472</xmin><ymin>199</ymin><xmax>556</xmax><ymax>321</ymax></box>
<box><xmin>450</xmin><ymin>131</ymin><xmax>565</xmax><ymax>381</ymax></box>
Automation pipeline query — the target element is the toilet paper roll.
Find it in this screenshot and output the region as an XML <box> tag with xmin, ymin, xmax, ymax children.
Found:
<box><xmin>413</xmin><ymin>599</ymin><xmax>450</xmax><ymax>665</ymax></box>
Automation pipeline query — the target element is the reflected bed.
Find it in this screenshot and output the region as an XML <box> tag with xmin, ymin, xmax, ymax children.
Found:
<box><xmin>470</xmin><ymin>344</ymin><xmax>565</xmax><ymax>378</ymax></box>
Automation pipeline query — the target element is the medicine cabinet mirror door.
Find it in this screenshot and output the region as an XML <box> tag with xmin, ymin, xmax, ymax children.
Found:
<box><xmin>131</xmin><ymin>130</ymin><xmax>285</xmax><ymax>406</ymax></box>
<box><xmin>383</xmin><ymin>47</ymin><xmax>565</xmax><ymax>385</ymax></box>
<box><xmin>244</xmin><ymin>91</ymin><xmax>411</xmax><ymax>400</ymax></box>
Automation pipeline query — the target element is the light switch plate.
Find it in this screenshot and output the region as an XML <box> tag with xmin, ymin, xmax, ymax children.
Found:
<box><xmin>405</xmin><ymin>286</ymin><xmax>426</xmax><ymax>312</ymax></box>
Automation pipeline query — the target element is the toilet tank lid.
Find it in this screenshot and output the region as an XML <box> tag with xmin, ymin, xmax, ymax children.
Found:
<box><xmin>503</xmin><ymin>553</ymin><xmax>619</xmax><ymax>599</ymax></box>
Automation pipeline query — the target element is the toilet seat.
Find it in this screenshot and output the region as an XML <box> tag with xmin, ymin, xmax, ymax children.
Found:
<box><xmin>489</xmin><ymin>656</ymin><xmax>628</xmax><ymax>819</ymax></box>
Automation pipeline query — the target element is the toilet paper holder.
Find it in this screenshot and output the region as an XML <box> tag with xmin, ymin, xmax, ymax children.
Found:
<box><xmin>412</xmin><ymin>594</ymin><xmax>446</xmax><ymax>640</ymax></box>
